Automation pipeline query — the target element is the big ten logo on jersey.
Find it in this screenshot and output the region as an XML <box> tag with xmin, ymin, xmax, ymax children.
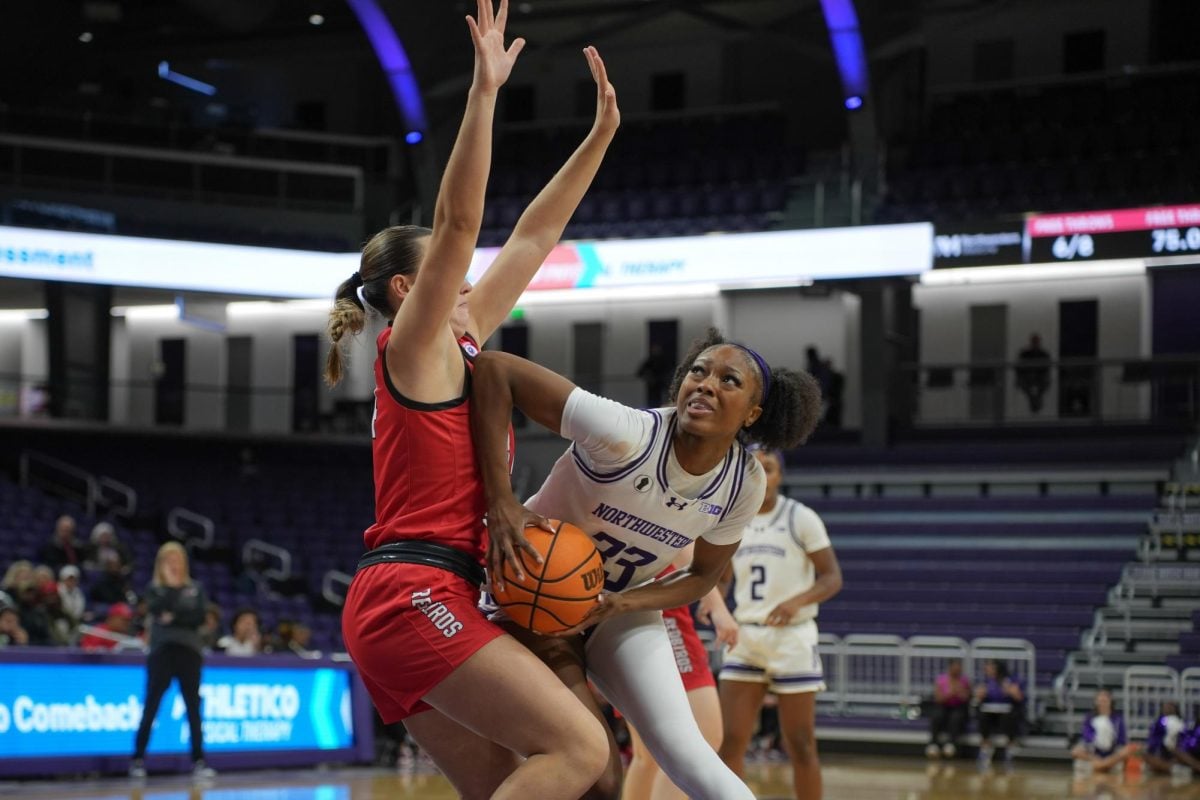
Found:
<box><xmin>696</xmin><ymin>501</ymin><xmax>724</xmax><ymax>517</ymax></box>
<box><xmin>581</xmin><ymin>564</ymin><xmax>605</xmax><ymax>592</ymax></box>
<box><xmin>411</xmin><ymin>587</ymin><xmax>463</xmax><ymax>638</ymax></box>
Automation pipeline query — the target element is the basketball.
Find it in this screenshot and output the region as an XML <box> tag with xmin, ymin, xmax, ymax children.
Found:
<box><xmin>492</xmin><ymin>519</ymin><xmax>605</xmax><ymax>634</ymax></box>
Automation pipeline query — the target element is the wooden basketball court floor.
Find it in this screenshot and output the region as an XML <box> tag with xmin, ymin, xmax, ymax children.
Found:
<box><xmin>4</xmin><ymin>756</ymin><xmax>1199</xmax><ymax>800</ymax></box>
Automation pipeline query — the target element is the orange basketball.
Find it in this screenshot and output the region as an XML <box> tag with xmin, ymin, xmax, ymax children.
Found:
<box><xmin>492</xmin><ymin>519</ymin><xmax>605</xmax><ymax>634</ymax></box>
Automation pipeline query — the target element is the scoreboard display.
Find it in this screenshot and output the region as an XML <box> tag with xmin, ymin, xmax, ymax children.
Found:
<box><xmin>1026</xmin><ymin>204</ymin><xmax>1200</xmax><ymax>262</ymax></box>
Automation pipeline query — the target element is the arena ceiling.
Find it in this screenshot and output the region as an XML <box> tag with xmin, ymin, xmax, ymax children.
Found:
<box><xmin>2</xmin><ymin>0</ymin><xmax>1001</xmax><ymax>113</ymax></box>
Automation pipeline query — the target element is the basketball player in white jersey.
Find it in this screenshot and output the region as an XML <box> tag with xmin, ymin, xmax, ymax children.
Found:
<box><xmin>716</xmin><ymin>447</ymin><xmax>842</xmax><ymax>800</ymax></box>
<box><xmin>471</xmin><ymin>328</ymin><xmax>822</xmax><ymax>800</ymax></box>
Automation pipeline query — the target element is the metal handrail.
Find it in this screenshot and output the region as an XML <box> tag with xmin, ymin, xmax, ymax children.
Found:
<box><xmin>19</xmin><ymin>450</ymin><xmax>97</xmax><ymax>516</ymax></box>
<box><xmin>167</xmin><ymin>507</ymin><xmax>215</xmax><ymax>551</ymax></box>
<box><xmin>321</xmin><ymin>570</ymin><xmax>354</xmax><ymax>607</ymax></box>
<box><xmin>96</xmin><ymin>476</ymin><xmax>137</xmax><ymax>518</ymax></box>
<box><xmin>243</xmin><ymin>538</ymin><xmax>292</xmax><ymax>582</ymax></box>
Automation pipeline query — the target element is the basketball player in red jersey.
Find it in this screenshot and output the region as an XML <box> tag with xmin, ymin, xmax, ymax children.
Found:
<box><xmin>323</xmin><ymin>3</ymin><xmax>620</xmax><ymax>796</ymax></box>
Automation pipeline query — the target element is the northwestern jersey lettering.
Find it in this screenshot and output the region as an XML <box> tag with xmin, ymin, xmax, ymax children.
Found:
<box><xmin>526</xmin><ymin>392</ymin><xmax>765</xmax><ymax>595</ymax></box>
<box><xmin>732</xmin><ymin>496</ymin><xmax>831</xmax><ymax>625</ymax></box>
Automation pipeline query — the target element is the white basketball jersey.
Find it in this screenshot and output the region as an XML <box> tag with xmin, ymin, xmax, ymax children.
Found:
<box><xmin>527</xmin><ymin>391</ymin><xmax>764</xmax><ymax>595</ymax></box>
<box><xmin>731</xmin><ymin>496</ymin><xmax>831</xmax><ymax>625</ymax></box>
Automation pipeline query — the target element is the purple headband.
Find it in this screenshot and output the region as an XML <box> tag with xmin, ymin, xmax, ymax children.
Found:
<box><xmin>731</xmin><ymin>343</ymin><xmax>771</xmax><ymax>404</ymax></box>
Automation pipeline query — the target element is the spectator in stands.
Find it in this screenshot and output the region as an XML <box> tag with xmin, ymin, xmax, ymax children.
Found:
<box><xmin>80</xmin><ymin>602</ymin><xmax>135</xmax><ymax>650</ymax></box>
<box><xmin>973</xmin><ymin>659</ymin><xmax>1024</xmax><ymax>768</ymax></box>
<box><xmin>1142</xmin><ymin>700</ymin><xmax>1186</xmax><ymax>775</ymax></box>
<box><xmin>636</xmin><ymin>343</ymin><xmax>673</xmax><ymax>407</ymax></box>
<box><xmin>86</xmin><ymin>522</ymin><xmax>131</xmax><ymax>572</ymax></box>
<box><xmin>1</xmin><ymin>560</ymin><xmax>34</xmax><ymax>596</ymax></box>
<box><xmin>217</xmin><ymin>608</ymin><xmax>262</xmax><ymax>656</ymax></box>
<box><xmin>927</xmin><ymin>658</ymin><xmax>971</xmax><ymax>758</ymax></box>
<box><xmin>14</xmin><ymin>582</ymin><xmax>52</xmax><ymax>646</ymax></box>
<box><xmin>40</xmin><ymin>515</ymin><xmax>83</xmax><ymax>571</ymax></box>
<box><xmin>57</xmin><ymin>565</ymin><xmax>87</xmax><ymax>625</ymax></box>
<box><xmin>39</xmin><ymin>582</ymin><xmax>75</xmax><ymax>646</ymax></box>
<box><xmin>1015</xmin><ymin>333</ymin><xmax>1051</xmax><ymax>414</ymax></box>
<box><xmin>200</xmin><ymin>603</ymin><xmax>223</xmax><ymax>650</ymax></box>
<box><xmin>821</xmin><ymin>358</ymin><xmax>844</xmax><ymax>429</ymax></box>
<box><xmin>32</xmin><ymin>564</ymin><xmax>56</xmax><ymax>589</ymax></box>
<box><xmin>90</xmin><ymin>550</ymin><xmax>134</xmax><ymax>605</ymax></box>
<box><xmin>130</xmin><ymin>542</ymin><xmax>214</xmax><ymax>780</ymax></box>
<box><xmin>284</xmin><ymin>621</ymin><xmax>320</xmax><ymax>659</ymax></box>
<box><xmin>0</xmin><ymin>605</ymin><xmax>29</xmax><ymax>647</ymax></box>
<box><xmin>1071</xmin><ymin>688</ymin><xmax>1137</xmax><ymax>774</ymax></box>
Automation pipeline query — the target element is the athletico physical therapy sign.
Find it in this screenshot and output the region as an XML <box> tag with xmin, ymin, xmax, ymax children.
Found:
<box><xmin>0</xmin><ymin>659</ymin><xmax>355</xmax><ymax>759</ymax></box>
<box><xmin>0</xmin><ymin>222</ymin><xmax>933</xmax><ymax>299</ymax></box>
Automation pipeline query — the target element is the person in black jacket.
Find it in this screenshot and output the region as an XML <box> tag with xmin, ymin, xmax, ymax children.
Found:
<box><xmin>129</xmin><ymin>542</ymin><xmax>214</xmax><ymax>780</ymax></box>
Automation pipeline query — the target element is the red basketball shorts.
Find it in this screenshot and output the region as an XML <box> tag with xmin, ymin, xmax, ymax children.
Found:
<box><xmin>662</xmin><ymin>605</ymin><xmax>716</xmax><ymax>692</ymax></box>
<box><xmin>342</xmin><ymin>562</ymin><xmax>505</xmax><ymax>723</ymax></box>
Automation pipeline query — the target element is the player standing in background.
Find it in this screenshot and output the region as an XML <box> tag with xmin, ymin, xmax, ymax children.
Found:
<box><xmin>326</xmin><ymin>2</ymin><xmax>622</xmax><ymax>796</ymax></box>
<box><xmin>472</xmin><ymin>327</ymin><xmax>823</xmax><ymax>800</ymax></box>
<box><xmin>716</xmin><ymin>447</ymin><xmax>842</xmax><ymax>800</ymax></box>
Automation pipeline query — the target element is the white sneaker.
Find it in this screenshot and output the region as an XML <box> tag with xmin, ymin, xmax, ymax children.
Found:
<box><xmin>192</xmin><ymin>760</ymin><xmax>217</xmax><ymax>780</ymax></box>
<box><xmin>1171</xmin><ymin>764</ymin><xmax>1194</xmax><ymax>784</ymax></box>
<box><xmin>942</xmin><ymin>743</ymin><xmax>957</xmax><ymax>758</ymax></box>
<box><xmin>128</xmin><ymin>759</ymin><xmax>146</xmax><ymax>779</ymax></box>
<box><xmin>926</xmin><ymin>743</ymin><xmax>941</xmax><ymax>758</ymax></box>
<box><xmin>1073</xmin><ymin>760</ymin><xmax>1094</xmax><ymax>778</ymax></box>
<box><xmin>977</xmin><ymin>748</ymin><xmax>993</xmax><ymax>770</ymax></box>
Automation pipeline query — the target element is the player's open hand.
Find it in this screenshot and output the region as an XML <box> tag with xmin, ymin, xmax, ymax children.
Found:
<box><xmin>467</xmin><ymin>0</ymin><xmax>525</xmax><ymax>95</ymax></box>
<box><xmin>484</xmin><ymin>496</ymin><xmax>551</xmax><ymax>593</ymax></box>
<box><xmin>583</xmin><ymin>45</ymin><xmax>619</xmax><ymax>136</ymax></box>
<box><xmin>549</xmin><ymin>591</ymin><xmax>626</xmax><ymax>637</ymax></box>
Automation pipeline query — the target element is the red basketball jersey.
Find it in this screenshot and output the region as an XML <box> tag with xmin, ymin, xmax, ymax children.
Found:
<box><xmin>364</xmin><ymin>329</ymin><xmax>513</xmax><ymax>561</ymax></box>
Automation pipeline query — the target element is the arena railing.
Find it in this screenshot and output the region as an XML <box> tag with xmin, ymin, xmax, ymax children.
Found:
<box><xmin>1182</xmin><ymin>667</ymin><xmax>1200</xmax><ymax>725</ymax></box>
<box><xmin>1123</xmin><ymin>665</ymin><xmax>1180</xmax><ymax>739</ymax></box>
<box><xmin>895</xmin><ymin>355</ymin><xmax>1200</xmax><ymax>429</ymax></box>
<box><xmin>18</xmin><ymin>449</ymin><xmax>137</xmax><ymax>519</ymax></box>
<box><xmin>0</xmin><ymin>133</ymin><xmax>365</xmax><ymax>213</ymax></box>
<box><xmin>166</xmin><ymin>507</ymin><xmax>215</xmax><ymax>552</ymax></box>
<box><xmin>806</xmin><ymin>634</ymin><xmax>1036</xmax><ymax>721</ymax></box>
<box><xmin>242</xmin><ymin>538</ymin><xmax>293</xmax><ymax>586</ymax></box>
<box><xmin>321</xmin><ymin>570</ymin><xmax>354</xmax><ymax>607</ymax></box>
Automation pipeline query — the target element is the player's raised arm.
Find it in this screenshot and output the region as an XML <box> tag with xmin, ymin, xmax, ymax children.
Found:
<box><xmin>389</xmin><ymin>0</ymin><xmax>523</xmax><ymax>359</ymax></box>
<box><xmin>468</xmin><ymin>46</ymin><xmax>620</xmax><ymax>342</ymax></box>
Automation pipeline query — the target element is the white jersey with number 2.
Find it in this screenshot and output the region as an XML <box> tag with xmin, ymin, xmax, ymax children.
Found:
<box><xmin>731</xmin><ymin>495</ymin><xmax>831</xmax><ymax>625</ymax></box>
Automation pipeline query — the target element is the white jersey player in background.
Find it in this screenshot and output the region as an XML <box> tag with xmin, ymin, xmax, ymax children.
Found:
<box><xmin>714</xmin><ymin>447</ymin><xmax>842</xmax><ymax>800</ymax></box>
<box><xmin>471</xmin><ymin>328</ymin><xmax>823</xmax><ymax>800</ymax></box>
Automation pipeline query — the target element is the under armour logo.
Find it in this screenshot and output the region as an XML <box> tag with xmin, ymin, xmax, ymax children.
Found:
<box><xmin>665</xmin><ymin>496</ymin><xmax>689</xmax><ymax>510</ymax></box>
<box><xmin>634</xmin><ymin>475</ymin><xmax>652</xmax><ymax>493</ymax></box>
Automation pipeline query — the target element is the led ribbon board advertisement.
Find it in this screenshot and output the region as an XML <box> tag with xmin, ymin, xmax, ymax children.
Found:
<box><xmin>1026</xmin><ymin>203</ymin><xmax>1200</xmax><ymax>262</ymax></box>
<box><xmin>0</xmin><ymin>223</ymin><xmax>932</xmax><ymax>299</ymax></box>
<box><xmin>0</xmin><ymin>225</ymin><xmax>358</xmax><ymax>298</ymax></box>
<box><xmin>0</xmin><ymin>661</ymin><xmax>354</xmax><ymax>758</ymax></box>
<box><xmin>468</xmin><ymin>224</ymin><xmax>933</xmax><ymax>290</ymax></box>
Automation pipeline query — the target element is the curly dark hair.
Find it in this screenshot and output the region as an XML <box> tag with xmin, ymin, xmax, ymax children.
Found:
<box><xmin>666</xmin><ymin>327</ymin><xmax>823</xmax><ymax>450</ymax></box>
